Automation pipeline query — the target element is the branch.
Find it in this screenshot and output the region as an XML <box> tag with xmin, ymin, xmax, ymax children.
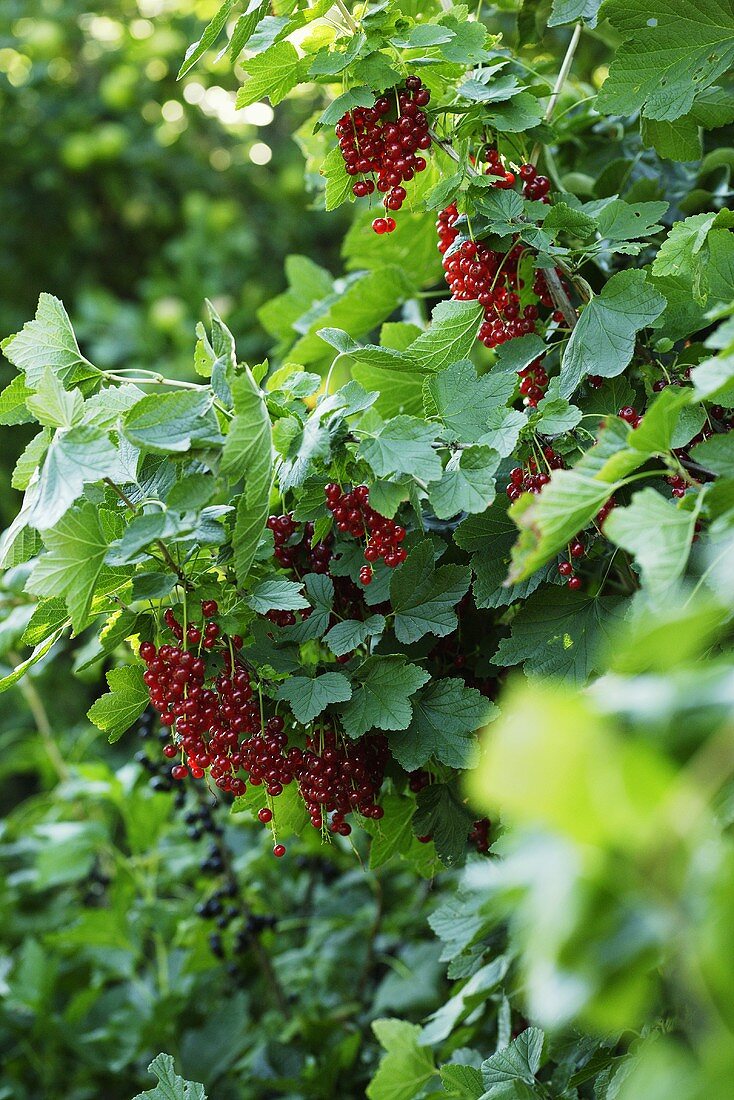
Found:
<box><xmin>543</xmin><ymin>266</ymin><xmax>578</xmax><ymax>329</ymax></box>
<box><xmin>104</xmin><ymin>478</ymin><xmax>194</xmax><ymax>592</ymax></box>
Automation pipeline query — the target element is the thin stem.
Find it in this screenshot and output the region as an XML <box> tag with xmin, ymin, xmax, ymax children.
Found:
<box><xmin>333</xmin><ymin>0</ymin><xmax>358</xmax><ymax>33</ymax></box>
<box><xmin>104</xmin><ymin>479</ymin><xmax>193</xmax><ymax>591</ymax></box>
<box><xmin>544</xmin><ymin>266</ymin><xmax>579</xmax><ymax>328</ymax></box>
<box><xmin>10</xmin><ymin>653</ymin><xmax>69</xmax><ymax>782</ymax></box>
<box><xmin>104</xmin><ymin>371</ymin><xmax>206</xmax><ymax>391</ymax></box>
<box><xmin>429</xmin><ymin>129</ymin><xmax>472</xmax><ymax>174</ymax></box>
<box><xmin>544</xmin><ymin>21</ymin><xmax>582</xmax><ymax>123</ymax></box>
<box><xmin>530</xmin><ymin>21</ymin><xmax>582</xmax><ymax>166</ymax></box>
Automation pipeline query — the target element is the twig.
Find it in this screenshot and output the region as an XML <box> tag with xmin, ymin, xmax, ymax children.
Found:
<box><xmin>104</xmin><ymin>478</ymin><xmax>193</xmax><ymax>592</ymax></box>
<box><xmin>543</xmin><ymin>266</ymin><xmax>578</xmax><ymax>328</ymax></box>
<box><xmin>10</xmin><ymin>652</ymin><xmax>69</xmax><ymax>782</ymax></box>
<box><xmin>333</xmin><ymin>0</ymin><xmax>358</xmax><ymax>33</ymax></box>
<box><xmin>530</xmin><ymin>20</ymin><xmax>582</xmax><ymax>163</ymax></box>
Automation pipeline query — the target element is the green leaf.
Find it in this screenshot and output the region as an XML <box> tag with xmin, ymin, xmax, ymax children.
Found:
<box><xmin>11</xmin><ymin>429</ymin><xmax>48</xmax><ymax>491</ymax></box>
<box><xmin>360</xmin><ymin>416</ymin><xmax>442</xmax><ymax>483</ymax></box>
<box><xmin>604</xmin><ymin>488</ymin><xmax>700</xmax><ymax>597</ymax></box>
<box><xmin>236</xmin><ymin>41</ymin><xmax>303</xmax><ymax>108</ymax></box>
<box><xmin>25</xmin><ymin>503</ymin><xmax>121</xmax><ymax>634</ymax></box>
<box><xmin>439</xmin><ymin>1063</ymin><xmax>484</xmax><ymax>1099</ymax></box>
<box><xmin>166</xmin><ymin>473</ymin><xmax>215</xmax><ymax>511</ymax></box>
<box><xmin>222</xmin><ymin>367</ymin><xmax>273</xmax><ymax>585</ymax></box>
<box><xmin>652</xmin><ymin>212</ymin><xmax>717</xmax><ymax>278</ymax></box>
<box><xmin>691</xmin><ymin>434</ymin><xmax>734</xmax><ymax>477</ymax></box>
<box><xmin>507</xmin><ymin>471</ymin><xmax>619</xmax><ymax>583</ymax></box>
<box><xmin>428</xmin><ymin>446</ymin><xmax>500</xmax><ymax>520</ymax></box>
<box><xmin>291</xmin><ymin>267</ymin><xmax>411</xmax><ymax>366</ymax></box>
<box><xmin>87</xmin><ymin>664</ymin><xmax>149</xmax><ymax>744</ymax></box>
<box><xmin>596</xmin><ymin>0</ymin><xmax>734</xmax><ymax>122</ymax></box>
<box><xmin>480</xmin><ymin>92</ymin><xmax>545</xmax><ymax>132</ymax></box>
<box><xmin>105</xmin><ymin>512</ymin><xmax>185</xmax><ymax>566</ymax></box>
<box><xmin>535</xmin><ymin>380</ymin><xmax>582</xmax><ymax>435</ymax></box>
<box><xmin>423</xmin><ymin>957</ymin><xmax>511</xmax><ymax>1045</ymax></box>
<box><xmin>25</xmin><ymin>366</ymin><xmax>84</xmax><ymax>428</ymax></box>
<box><xmin>543</xmin><ymin>202</ymin><xmax>597</xmax><ymax>239</ymax></box>
<box><xmin>627</xmin><ymin>385</ymin><xmax>691</xmax><ymax>455</ymax></box>
<box><xmin>309</xmin><ymin>33</ymin><xmax>366</xmax><ymax>76</ymax></box>
<box><xmin>351</xmin><ymin>52</ymin><xmax>401</xmax><ymax>92</ymax></box>
<box><xmin>481</xmin><ymin>1028</ymin><xmax>545</xmax><ymax>1090</ymax></box>
<box><xmin>389</xmin><ymin>678</ymin><xmax>496</xmax><ymax>771</ymax></box>
<box><xmin>549</xmin><ymin>0</ymin><xmax>601</xmax><ymax>26</ymax></box>
<box><xmin>594</xmin><ymin>198</ymin><xmax>669</xmax><ymax>242</ymax></box>
<box><xmin>390</xmin><ymin>542</ymin><xmax>471</xmax><ymax>644</ymax></box>
<box><xmin>228</xmin><ymin>0</ymin><xmax>270</xmax><ymax>60</ymax></box>
<box><xmin>427</xmin><ymin>360</ymin><xmax>516</xmax><ymax>443</ymax></box>
<box><xmin>277</xmin><ymin>672</ymin><xmax>352</xmax><ymax>724</ymax></box>
<box><xmin>21</xmin><ymin>598</ymin><xmax>70</xmax><ymax>646</ymax></box>
<box><xmin>1</xmin><ymin>293</ymin><xmax>100</xmax><ymax>388</ymax></box>
<box><xmin>133</xmin><ymin>1053</ymin><xmax>207</xmax><ymax>1100</ymax></box>
<box><xmin>641</xmin><ymin>114</ymin><xmax>702</xmax><ymax>160</ymax></box>
<box><xmin>438</xmin><ymin>14</ymin><xmax>491</xmax><ymax>64</ymax></box>
<box><xmin>458</xmin><ymin>73</ymin><xmax>523</xmax><ymax>104</ymax></box>
<box><xmin>232</xmin><ymin>780</ymin><xmax>308</xmax><ymax>838</ymax></box>
<box><xmin>178</xmin><ymin>0</ymin><xmax>235</xmax><ymax>78</ymax></box>
<box><xmin>321</xmin><ymin>145</ymin><xmax>352</xmax><ymax>212</ymax></box>
<box><xmin>245</xmin><ymin>578</ymin><xmax>309</xmax><ymax>614</ymax></box>
<box><xmin>340</xmin><ymin>656</ymin><xmax>430</xmax><ymax>739</ymax></box>
<box><xmin>480</xmin><ymin>408</ymin><xmax>526</xmax><ymax>457</ymax></box>
<box><xmin>493</xmin><ymin>587</ymin><xmax>626</xmax><ymax>685</ymax></box>
<box><xmin>367</xmin><ymin>792</ymin><xmax>421</xmax><ymax>870</ymax></box>
<box><xmin>407</xmin><ymin>300</ymin><xmax>485</xmax><ymax>373</ymax></box>
<box><xmin>413</xmin><ymin>782</ymin><xmax>473</xmax><ymax>865</ymax></box>
<box><xmin>318</xmin><ymin>86</ymin><xmax>374</xmax><ymax>127</ymax></box>
<box><xmin>560</xmin><ymin>271</ymin><xmax>667</xmax><ymax>396</ymax></box>
<box><xmin>456</xmin><ymin>499</ymin><xmax>550</xmax><ymax>609</ymax></box>
<box><xmin>474</xmin><ymin>189</ymin><xmax>526</xmax><ymax>235</ymax></box>
<box><xmin>494</xmin><ymin>334</ymin><xmax>547</xmax><ymax>374</ymax></box>
<box><xmin>0</xmin><ymin>628</ymin><xmax>66</xmax><ymax>694</ymax></box>
<box><xmin>367</xmin><ymin>1020</ymin><xmax>435</xmax><ymax>1100</ymax></box>
<box><xmin>705</xmin><ymin>227</ymin><xmax>734</xmax><ymax>302</ymax></box>
<box><xmin>324</xmin><ymin>614</ymin><xmax>385</xmax><ymax>657</ymax></box>
<box><xmin>123</xmin><ymin>392</ymin><xmax>220</xmax><ymax>453</ymax></box>
<box><xmin>0</xmin><ymin>374</ymin><xmax>35</xmax><ymax>426</ymax></box>
<box><xmin>691</xmin><ymin>353</ymin><xmax>734</xmax><ymax>406</ymax></box>
<box><xmin>28</xmin><ymin>426</ymin><xmax>127</xmax><ymax>532</ymax></box>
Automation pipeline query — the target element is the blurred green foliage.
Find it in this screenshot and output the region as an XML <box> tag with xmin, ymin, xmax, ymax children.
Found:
<box><xmin>0</xmin><ymin>0</ymin><xmax>344</xmax><ymax>373</ymax></box>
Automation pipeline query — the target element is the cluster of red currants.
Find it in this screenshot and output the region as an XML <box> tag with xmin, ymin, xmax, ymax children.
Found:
<box><xmin>506</xmin><ymin>447</ymin><xmax>564</xmax><ymax>501</ymax></box>
<box><xmin>517</xmin><ymin>357</ymin><xmax>549</xmax><ymax>408</ymax></box>
<box><xmin>666</xmin><ymin>474</ymin><xmax>688</xmax><ymax>499</ymax></box>
<box><xmin>595</xmin><ymin>497</ymin><xmax>616</xmax><ymax>529</ymax></box>
<box><xmin>324</xmin><ymin>483</ymin><xmax>406</xmax><ymax>585</ymax></box>
<box><xmin>297</xmin><ymin>727</ymin><xmax>388</xmax><ymax>835</ymax></box>
<box><xmin>267</xmin><ymin>512</ymin><xmax>333</xmax><ymax>575</ymax></box>
<box><xmin>140</xmin><ymin>604</ymin><xmax>392</xmax><ymax>857</ymax></box>
<box><xmin>469</xmin><ymin>818</ymin><xmax>490</xmax><ymax>854</ymax></box>
<box><xmin>558</xmin><ymin>538</ymin><xmax>585</xmax><ymax>590</ymax></box>
<box><xmin>435</xmin><ymin>202</ymin><xmax>567</xmax><ymax>366</ymax></box>
<box><xmin>482</xmin><ymin>150</ymin><xmax>552</xmax><ymax>204</ymax></box>
<box><xmin>618</xmin><ymin>406</ymin><xmax>643</xmax><ymax>429</ymax></box>
<box><xmin>335</xmin><ymin>75</ymin><xmax>431</xmax><ymax>235</ymax></box>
